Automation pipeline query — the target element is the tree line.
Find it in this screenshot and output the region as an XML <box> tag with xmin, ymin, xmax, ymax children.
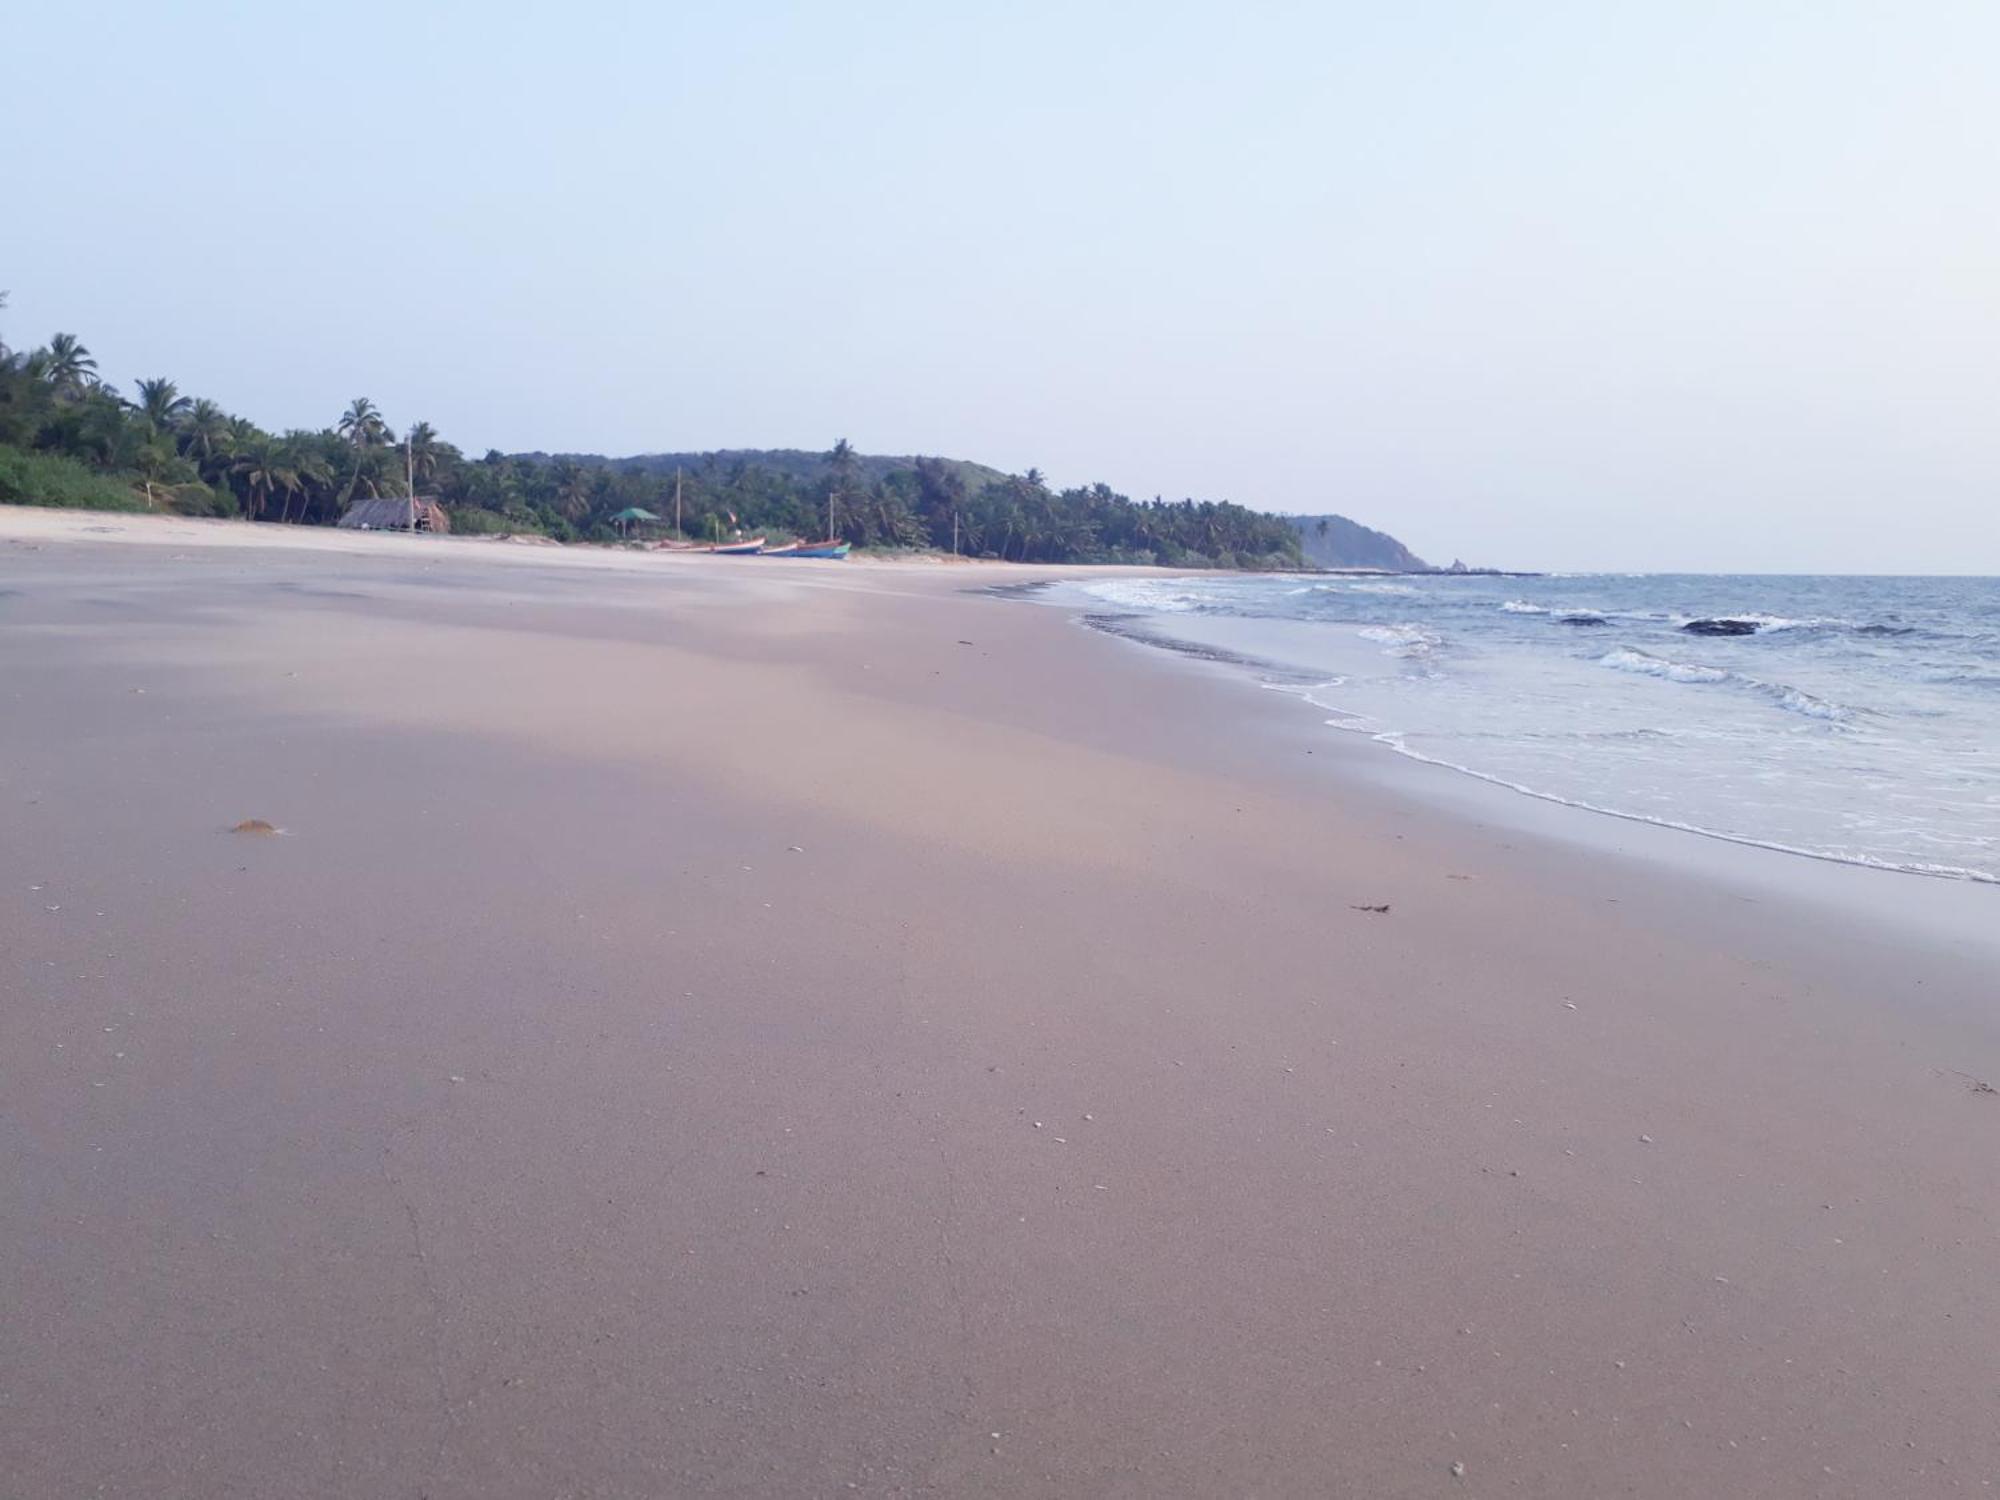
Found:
<box><xmin>0</xmin><ymin>303</ymin><xmax>1302</xmax><ymax>568</ymax></box>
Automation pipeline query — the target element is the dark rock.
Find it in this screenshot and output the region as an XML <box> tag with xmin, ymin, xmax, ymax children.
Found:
<box><xmin>1683</xmin><ymin>618</ymin><xmax>1760</xmax><ymax>636</ymax></box>
<box><xmin>1559</xmin><ymin>613</ymin><xmax>1609</xmax><ymax>626</ymax></box>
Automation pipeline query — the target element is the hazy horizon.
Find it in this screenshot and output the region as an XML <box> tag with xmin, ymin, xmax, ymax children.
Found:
<box><xmin>5</xmin><ymin>2</ymin><xmax>1997</xmax><ymax>573</ymax></box>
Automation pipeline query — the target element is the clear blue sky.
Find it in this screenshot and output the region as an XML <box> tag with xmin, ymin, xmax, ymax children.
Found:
<box><xmin>4</xmin><ymin>1</ymin><xmax>1996</xmax><ymax>571</ymax></box>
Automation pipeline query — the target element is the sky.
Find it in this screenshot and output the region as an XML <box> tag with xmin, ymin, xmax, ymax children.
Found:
<box><xmin>4</xmin><ymin>0</ymin><xmax>1997</xmax><ymax>572</ymax></box>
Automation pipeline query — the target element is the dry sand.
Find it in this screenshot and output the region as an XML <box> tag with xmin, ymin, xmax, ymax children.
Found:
<box><xmin>3</xmin><ymin>510</ymin><xmax>1997</xmax><ymax>1497</ymax></box>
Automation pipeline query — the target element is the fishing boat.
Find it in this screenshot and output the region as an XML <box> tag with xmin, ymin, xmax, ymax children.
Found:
<box><xmin>707</xmin><ymin>537</ymin><xmax>765</xmax><ymax>555</ymax></box>
<box><xmin>759</xmin><ymin>482</ymin><xmax>851</xmax><ymax>558</ymax></box>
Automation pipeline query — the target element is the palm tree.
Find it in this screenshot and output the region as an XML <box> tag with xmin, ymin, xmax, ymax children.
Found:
<box><xmin>406</xmin><ymin>420</ymin><xmax>441</xmax><ymax>486</ymax></box>
<box><xmin>826</xmin><ymin>438</ymin><xmax>858</xmax><ymax>540</ymax></box>
<box><xmin>72</xmin><ymin>389</ymin><xmax>142</xmax><ymax>469</ymax></box>
<box><xmin>178</xmin><ymin>398</ymin><xmax>231</xmax><ymax>476</ymax></box>
<box><xmin>233</xmin><ymin>436</ymin><xmax>296</xmax><ymax>522</ymax></box>
<box><xmin>335</xmin><ymin>399</ymin><xmax>392</xmax><ymax>510</ymax></box>
<box><xmin>41</xmin><ymin>333</ymin><xmax>98</xmax><ymax>398</ymax></box>
<box><xmin>552</xmin><ymin>459</ymin><xmax>592</xmax><ymax>522</ymax></box>
<box><xmin>337</xmin><ymin>397</ymin><xmax>391</xmax><ymax>449</ymax></box>
<box><xmin>280</xmin><ymin>441</ymin><xmax>335</xmax><ymax>524</ymax></box>
<box><xmin>134</xmin><ymin>377</ymin><xmax>190</xmax><ymax>432</ymax></box>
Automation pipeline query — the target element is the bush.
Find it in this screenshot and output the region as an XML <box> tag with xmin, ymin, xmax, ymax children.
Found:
<box><xmin>163</xmin><ymin>481</ymin><xmax>237</xmax><ymax>518</ymax></box>
<box><xmin>0</xmin><ymin>444</ymin><xmax>146</xmax><ymax>511</ymax></box>
<box><xmin>447</xmin><ymin>506</ymin><xmax>536</xmax><ymax>536</ymax></box>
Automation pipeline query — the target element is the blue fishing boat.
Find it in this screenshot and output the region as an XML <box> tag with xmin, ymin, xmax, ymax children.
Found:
<box><xmin>763</xmin><ymin>540</ymin><xmax>850</xmax><ymax>559</ymax></box>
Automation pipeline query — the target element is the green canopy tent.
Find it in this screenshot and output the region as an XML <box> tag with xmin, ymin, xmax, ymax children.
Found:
<box><xmin>610</xmin><ymin>506</ymin><xmax>661</xmax><ymax>538</ymax></box>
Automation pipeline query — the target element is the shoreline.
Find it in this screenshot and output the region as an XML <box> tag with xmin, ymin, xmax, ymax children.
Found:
<box><xmin>4</xmin><ymin>509</ymin><xmax>1998</xmax><ymax>1496</ymax></box>
<box><xmin>1034</xmin><ymin>575</ymin><xmax>2000</xmax><ymax>908</ymax></box>
<box><xmin>0</xmin><ymin>504</ymin><xmax>1212</xmax><ymax>579</ymax></box>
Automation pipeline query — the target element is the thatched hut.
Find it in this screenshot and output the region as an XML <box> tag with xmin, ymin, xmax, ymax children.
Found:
<box><xmin>337</xmin><ymin>496</ymin><xmax>450</xmax><ymax>533</ymax></box>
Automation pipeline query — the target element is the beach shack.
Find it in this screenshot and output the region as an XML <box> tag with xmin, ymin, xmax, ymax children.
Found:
<box><xmin>610</xmin><ymin>505</ymin><xmax>660</xmax><ymax>538</ymax></box>
<box><xmin>337</xmin><ymin>496</ymin><xmax>450</xmax><ymax>533</ymax></box>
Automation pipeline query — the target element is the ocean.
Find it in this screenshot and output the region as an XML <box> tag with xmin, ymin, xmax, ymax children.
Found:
<box><xmin>1063</xmin><ymin>572</ymin><xmax>2000</xmax><ymax>884</ymax></box>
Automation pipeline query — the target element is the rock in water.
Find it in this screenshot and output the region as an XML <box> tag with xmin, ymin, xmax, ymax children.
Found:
<box><xmin>1683</xmin><ymin>618</ymin><xmax>1759</xmax><ymax>636</ymax></box>
<box><xmin>231</xmin><ymin>819</ymin><xmax>280</xmax><ymax>835</ymax></box>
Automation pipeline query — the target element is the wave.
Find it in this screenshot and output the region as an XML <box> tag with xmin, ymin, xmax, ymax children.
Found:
<box><xmin>1079</xmin><ymin>578</ymin><xmax>1207</xmax><ymax>613</ymax></box>
<box><xmin>1361</xmin><ymin>730</ymin><xmax>2000</xmax><ymax>884</ymax></box>
<box><xmin>1673</xmin><ymin>612</ymin><xmax>1942</xmax><ymax>639</ymax></box>
<box><xmin>1597</xmin><ymin>648</ymin><xmax>1856</xmax><ymax>721</ymax></box>
<box><xmin>1501</xmin><ymin>599</ymin><xmax>1677</xmax><ymax>626</ymax></box>
<box><xmin>1598</xmin><ymin>648</ymin><xmax>1730</xmax><ymax>685</ymax></box>
<box><xmin>1040</xmin><ymin>581</ymin><xmax>2000</xmax><ymax>886</ymax></box>
<box><xmin>1917</xmin><ymin>667</ymin><xmax>2000</xmax><ymax>690</ymax></box>
<box><xmin>1358</xmin><ymin>623</ymin><xmax>1443</xmax><ymax>658</ymax></box>
<box><xmin>1726</xmin><ymin>613</ymin><xmax>1814</xmax><ymax>632</ymax></box>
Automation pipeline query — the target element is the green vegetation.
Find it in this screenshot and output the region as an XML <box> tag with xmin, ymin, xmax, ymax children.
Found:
<box><xmin>1286</xmin><ymin>513</ymin><xmax>1430</xmax><ymax>571</ymax></box>
<box><xmin>0</xmin><ymin>445</ymin><xmax>147</xmax><ymax>512</ymax></box>
<box><xmin>0</xmin><ymin>297</ymin><xmax>1302</xmax><ymax>567</ymax></box>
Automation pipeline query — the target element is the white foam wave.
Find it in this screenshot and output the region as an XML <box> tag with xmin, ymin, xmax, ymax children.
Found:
<box><xmin>1499</xmin><ymin>600</ymin><xmax>1549</xmax><ymax>614</ymax></box>
<box><xmin>1597</xmin><ymin>650</ymin><xmax>1855</xmax><ymax>721</ymax></box>
<box><xmin>1361</xmin><ymin>731</ymin><xmax>1999</xmax><ymax>884</ymax></box>
<box><xmin>1768</xmin><ymin>686</ymin><xmax>1851</xmax><ymax>721</ymax></box>
<box><xmin>1358</xmin><ymin>623</ymin><xmax>1442</xmax><ymax>658</ymax></box>
<box><xmin>1080</xmin><ymin>579</ymin><xmax>1204</xmax><ymax>613</ymax></box>
<box><xmin>1737</xmin><ymin>613</ymin><xmax>1813</xmax><ymax>632</ymax></box>
<box><xmin>1598</xmin><ymin>648</ymin><xmax>1729</xmax><ymax>685</ymax></box>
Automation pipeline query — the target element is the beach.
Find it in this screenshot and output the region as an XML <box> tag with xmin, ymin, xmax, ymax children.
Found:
<box><xmin>4</xmin><ymin>510</ymin><xmax>1997</xmax><ymax>1498</ymax></box>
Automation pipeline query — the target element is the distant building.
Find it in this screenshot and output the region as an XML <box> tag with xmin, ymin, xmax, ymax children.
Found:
<box><xmin>337</xmin><ymin>496</ymin><xmax>450</xmax><ymax>533</ymax></box>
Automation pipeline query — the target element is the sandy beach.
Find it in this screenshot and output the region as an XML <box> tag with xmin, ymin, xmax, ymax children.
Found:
<box><xmin>3</xmin><ymin>509</ymin><xmax>1997</xmax><ymax>1498</ymax></box>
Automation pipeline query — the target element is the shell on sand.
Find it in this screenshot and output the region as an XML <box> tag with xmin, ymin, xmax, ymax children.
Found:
<box><xmin>230</xmin><ymin>819</ymin><xmax>281</xmax><ymax>835</ymax></box>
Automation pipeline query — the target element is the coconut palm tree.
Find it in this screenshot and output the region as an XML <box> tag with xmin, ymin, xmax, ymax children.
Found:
<box><xmin>279</xmin><ymin>440</ymin><xmax>335</xmax><ymax>524</ymax></box>
<box><xmin>334</xmin><ymin>399</ymin><xmax>392</xmax><ymax>509</ymax></box>
<box><xmin>826</xmin><ymin>438</ymin><xmax>859</xmax><ymax>539</ymax></box>
<box><xmin>552</xmin><ymin>459</ymin><xmax>592</xmax><ymax>522</ymax></box>
<box><xmin>41</xmin><ymin>333</ymin><xmax>98</xmax><ymax>398</ymax></box>
<box><xmin>134</xmin><ymin>377</ymin><xmax>190</xmax><ymax>432</ymax></box>
<box><xmin>67</xmin><ymin>388</ymin><xmax>142</xmax><ymax>469</ymax></box>
<box><xmin>177</xmin><ymin>398</ymin><xmax>231</xmax><ymax>476</ymax></box>
<box><xmin>337</xmin><ymin>396</ymin><xmax>391</xmax><ymax>449</ymax></box>
<box><xmin>233</xmin><ymin>436</ymin><xmax>296</xmax><ymax>522</ymax></box>
<box><xmin>406</xmin><ymin>420</ymin><xmax>442</xmax><ymax>485</ymax></box>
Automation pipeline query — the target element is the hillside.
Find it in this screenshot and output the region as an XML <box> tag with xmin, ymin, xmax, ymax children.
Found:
<box><xmin>0</xmin><ymin>295</ymin><xmax>1321</xmax><ymax>569</ymax></box>
<box><xmin>520</xmin><ymin>448</ymin><xmax>1010</xmax><ymax>495</ymax></box>
<box><xmin>1285</xmin><ymin>513</ymin><xmax>1428</xmax><ymax>571</ymax></box>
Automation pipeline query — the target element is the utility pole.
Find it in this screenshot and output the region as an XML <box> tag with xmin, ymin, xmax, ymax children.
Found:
<box><xmin>952</xmin><ymin>509</ymin><xmax>959</xmax><ymax>556</ymax></box>
<box><xmin>675</xmin><ymin>467</ymin><xmax>683</xmax><ymax>539</ymax></box>
<box><xmin>406</xmin><ymin>431</ymin><xmax>416</xmax><ymax>532</ymax></box>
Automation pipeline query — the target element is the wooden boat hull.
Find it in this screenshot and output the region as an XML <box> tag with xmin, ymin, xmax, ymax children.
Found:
<box><xmin>706</xmin><ymin>538</ymin><xmax>766</xmax><ymax>555</ymax></box>
<box><xmin>764</xmin><ymin>541</ymin><xmax>850</xmax><ymax>559</ymax></box>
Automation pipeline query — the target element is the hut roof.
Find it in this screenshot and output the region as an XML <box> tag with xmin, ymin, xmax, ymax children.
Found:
<box><xmin>337</xmin><ymin>496</ymin><xmax>449</xmax><ymax>532</ymax></box>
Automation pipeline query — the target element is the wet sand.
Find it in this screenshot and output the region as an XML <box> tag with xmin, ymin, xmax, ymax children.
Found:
<box><xmin>3</xmin><ymin>512</ymin><xmax>1997</xmax><ymax>1497</ymax></box>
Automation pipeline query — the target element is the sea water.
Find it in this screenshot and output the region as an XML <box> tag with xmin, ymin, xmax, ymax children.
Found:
<box><xmin>1067</xmin><ymin>573</ymin><xmax>2000</xmax><ymax>883</ymax></box>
